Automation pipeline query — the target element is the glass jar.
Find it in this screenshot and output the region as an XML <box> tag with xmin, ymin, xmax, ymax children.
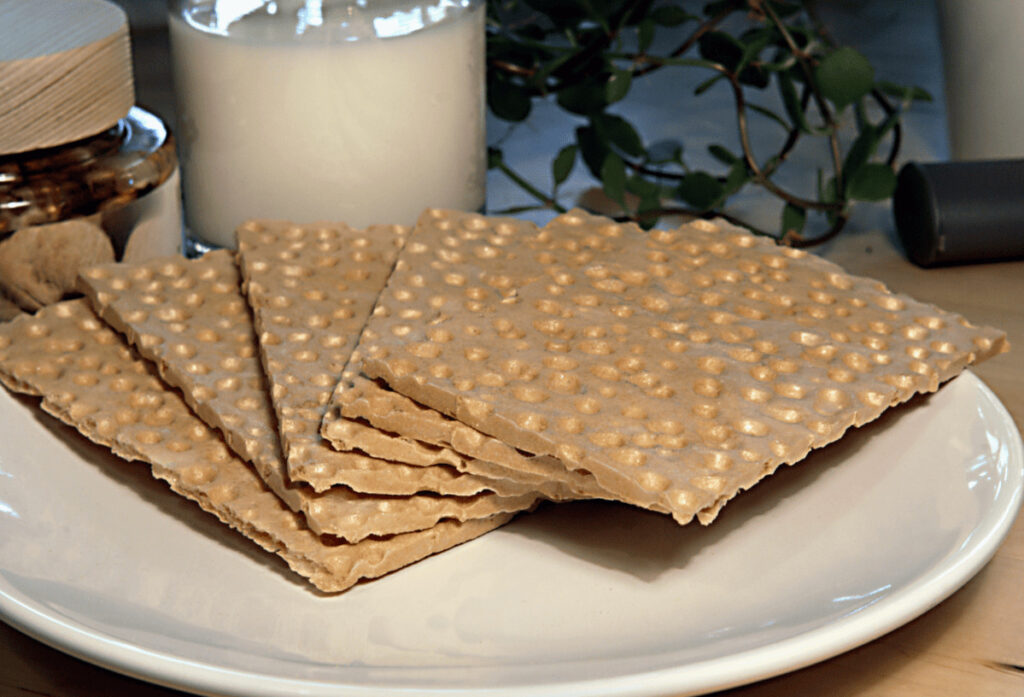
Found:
<box><xmin>169</xmin><ymin>0</ymin><xmax>486</xmax><ymax>252</ymax></box>
<box><xmin>0</xmin><ymin>106</ymin><xmax>182</xmax><ymax>260</ymax></box>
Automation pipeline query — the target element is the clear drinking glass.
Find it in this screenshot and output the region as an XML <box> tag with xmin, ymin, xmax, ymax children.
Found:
<box><xmin>168</xmin><ymin>0</ymin><xmax>486</xmax><ymax>252</ymax></box>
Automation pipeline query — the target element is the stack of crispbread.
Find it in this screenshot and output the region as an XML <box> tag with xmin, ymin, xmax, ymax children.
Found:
<box><xmin>0</xmin><ymin>209</ymin><xmax>1008</xmax><ymax>593</ymax></box>
<box><xmin>321</xmin><ymin>208</ymin><xmax>1008</xmax><ymax>526</ymax></box>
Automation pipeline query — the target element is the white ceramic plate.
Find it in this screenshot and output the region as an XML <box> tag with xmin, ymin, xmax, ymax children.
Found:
<box><xmin>0</xmin><ymin>371</ymin><xmax>1021</xmax><ymax>697</ymax></box>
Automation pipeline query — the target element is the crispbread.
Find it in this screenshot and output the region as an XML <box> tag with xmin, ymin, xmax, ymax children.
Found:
<box><xmin>78</xmin><ymin>251</ymin><xmax>539</xmax><ymax>541</ymax></box>
<box><xmin>326</xmin><ymin>375</ymin><xmax>618</xmax><ymax>502</ymax></box>
<box><xmin>234</xmin><ymin>219</ymin><xmax>578</xmax><ymax>501</ymax></box>
<box><xmin>309</xmin><ymin>212</ymin><xmax>613</xmax><ymax>501</ymax></box>
<box><xmin>234</xmin><ymin>220</ymin><xmax>411</xmax><ymax>490</ymax></box>
<box><xmin>234</xmin><ymin>220</ymin><xmax>410</xmax><ymax>489</ymax></box>
<box><xmin>0</xmin><ymin>300</ymin><xmax>516</xmax><ymax>593</ymax></box>
<box><xmin>355</xmin><ymin>208</ymin><xmax>1008</xmax><ymax>525</ymax></box>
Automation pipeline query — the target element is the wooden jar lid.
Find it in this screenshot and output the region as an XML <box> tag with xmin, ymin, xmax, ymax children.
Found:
<box><xmin>0</xmin><ymin>0</ymin><xmax>135</xmax><ymax>155</ymax></box>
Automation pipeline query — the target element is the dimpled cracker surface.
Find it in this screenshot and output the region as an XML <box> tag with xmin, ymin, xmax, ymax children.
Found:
<box><xmin>0</xmin><ymin>300</ymin><xmax>516</xmax><ymax>593</ymax></box>
<box><xmin>318</xmin><ymin>213</ymin><xmax>612</xmax><ymax>501</ymax></box>
<box><xmin>78</xmin><ymin>252</ymin><xmax>538</xmax><ymax>541</ymax></box>
<box><xmin>235</xmin><ymin>219</ymin><xmax>528</xmax><ymax>499</ymax></box>
<box><xmin>357</xmin><ymin>209</ymin><xmax>1008</xmax><ymax>525</ymax></box>
<box><xmin>235</xmin><ymin>219</ymin><xmax>407</xmax><ymax>489</ymax></box>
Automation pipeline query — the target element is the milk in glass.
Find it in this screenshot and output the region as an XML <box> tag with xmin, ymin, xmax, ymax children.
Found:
<box><xmin>169</xmin><ymin>1</ymin><xmax>485</xmax><ymax>248</ymax></box>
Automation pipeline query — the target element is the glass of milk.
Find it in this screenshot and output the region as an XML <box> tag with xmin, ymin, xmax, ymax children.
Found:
<box><xmin>169</xmin><ymin>0</ymin><xmax>485</xmax><ymax>251</ymax></box>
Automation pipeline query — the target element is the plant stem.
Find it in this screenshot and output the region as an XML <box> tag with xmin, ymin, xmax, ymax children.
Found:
<box><xmin>485</xmin><ymin>0</ymin><xmax>915</xmax><ymax>247</ymax></box>
<box><xmin>761</xmin><ymin>1</ymin><xmax>843</xmax><ymax>187</ymax></box>
<box><xmin>631</xmin><ymin>5</ymin><xmax>734</xmax><ymax>79</ymax></box>
<box><xmin>784</xmin><ymin>212</ymin><xmax>848</xmax><ymax>247</ymax></box>
<box><xmin>726</xmin><ymin>70</ymin><xmax>840</xmax><ymax>213</ymax></box>
<box><xmin>802</xmin><ymin>0</ymin><xmax>903</xmax><ymax>170</ymax></box>
<box><xmin>494</xmin><ymin>159</ymin><xmax>566</xmax><ymax>212</ymax></box>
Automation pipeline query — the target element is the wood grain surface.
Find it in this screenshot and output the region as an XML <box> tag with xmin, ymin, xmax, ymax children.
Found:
<box><xmin>0</xmin><ymin>0</ymin><xmax>134</xmax><ymax>153</ymax></box>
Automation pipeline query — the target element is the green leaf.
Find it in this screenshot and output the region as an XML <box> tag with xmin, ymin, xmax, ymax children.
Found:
<box><xmin>676</xmin><ymin>171</ymin><xmax>724</xmax><ymax>210</ymax></box>
<box><xmin>557</xmin><ymin>79</ymin><xmax>609</xmax><ymax>116</ymax></box>
<box><xmin>552</xmin><ymin>144</ymin><xmax>578</xmax><ymax>185</ymax></box>
<box><xmin>819</xmin><ymin>174</ymin><xmax>839</xmax><ymax>204</ymax></box>
<box><xmin>626</xmin><ymin>174</ymin><xmax>661</xmax><ymax>200</ymax></box>
<box><xmin>816</xmin><ymin>171</ymin><xmax>840</xmax><ymax>217</ymax></box>
<box><xmin>721</xmin><ymin>160</ymin><xmax>749</xmax><ymax>196</ymax></box>
<box><xmin>576</xmin><ymin>125</ymin><xmax>610</xmax><ymax>179</ymax></box>
<box><xmin>535</xmin><ymin>49</ymin><xmax>582</xmax><ymax>85</ymax></box>
<box><xmin>781</xmin><ymin>203</ymin><xmax>806</xmax><ymax>237</ymax></box>
<box><xmin>699</xmin><ymin>30</ymin><xmax>743</xmax><ymax>71</ymax></box>
<box><xmin>759</xmin><ymin>49</ymin><xmax>797</xmax><ymax>73</ymax></box>
<box><xmin>738</xmin><ymin>64</ymin><xmax>770</xmax><ymax>89</ymax></box>
<box><xmin>635</xmin><ymin>200</ymin><xmax>662</xmax><ymax>229</ymax></box>
<box><xmin>778</xmin><ymin>70</ymin><xmax>813</xmax><ymax>133</ymax></box>
<box><xmin>487</xmin><ymin>34</ymin><xmax>551</xmax><ymax>70</ymax></box>
<box><xmin>509</xmin><ymin>23</ymin><xmax>547</xmax><ymax>42</ymax></box>
<box><xmin>619</xmin><ymin>0</ymin><xmax>651</xmax><ymax>27</ymax></box>
<box><xmin>841</xmin><ymin>124</ymin><xmax>881</xmax><ymax>188</ymax></box>
<box><xmin>738</xmin><ymin>25</ymin><xmax>778</xmax><ymax>50</ymax></box>
<box><xmin>703</xmin><ymin>1</ymin><xmax>743</xmax><ymax>18</ymax></box>
<box><xmin>592</xmin><ymin>113</ymin><xmax>644</xmax><ymax>158</ymax></box>
<box><xmin>487</xmin><ymin>147</ymin><xmax>504</xmax><ymax>170</ymax></box>
<box><xmin>637</xmin><ymin>18</ymin><xmax>656</xmax><ymax>52</ymax></box>
<box><xmin>487</xmin><ymin>79</ymin><xmax>532</xmax><ymax>122</ymax></box>
<box><xmin>820</xmin><ymin>174</ymin><xmax>842</xmax><ymax>226</ymax></box>
<box><xmin>783</xmin><ymin>23</ymin><xmax>814</xmax><ymax>51</ymax></box>
<box><xmin>842</xmin><ymin>105</ymin><xmax>904</xmax><ymax>192</ymax></box>
<box><xmin>694</xmin><ymin>74</ymin><xmax>724</xmax><ymax>95</ymax></box>
<box><xmin>601</xmin><ymin>152</ymin><xmax>627</xmax><ymax>206</ymax></box>
<box><xmin>649</xmin><ymin>55</ymin><xmax>720</xmax><ymax>71</ymax></box>
<box><xmin>606</xmin><ymin>68</ymin><xmax>632</xmax><ymax>104</ymax></box>
<box><xmin>708</xmin><ymin>143</ymin><xmax>739</xmax><ymax>165</ymax></box>
<box><xmin>650</xmin><ymin>4</ymin><xmax>693</xmax><ymax>26</ymax></box>
<box><xmin>876</xmin><ymin>80</ymin><xmax>932</xmax><ymax>102</ymax></box>
<box><xmin>646</xmin><ymin>139</ymin><xmax>684</xmax><ymax>164</ymax></box>
<box><xmin>747</xmin><ymin>103</ymin><xmax>791</xmax><ymax>131</ymax></box>
<box><xmin>769</xmin><ymin>1</ymin><xmax>803</xmax><ymax>18</ymax></box>
<box><xmin>814</xmin><ymin>46</ymin><xmax>875</xmax><ymax>111</ymax></box>
<box><xmin>521</xmin><ymin>0</ymin><xmax>588</xmax><ymax>28</ymax></box>
<box><xmin>735</xmin><ymin>31</ymin><xmax>773</xmax><ymax>88</ymax></box>
<box><xmin>846</xmin><ymin>163</ymin><xmax>896</xmax><ymax>201</ymax></box>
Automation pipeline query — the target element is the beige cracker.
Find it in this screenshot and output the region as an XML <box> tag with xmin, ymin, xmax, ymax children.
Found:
<box><xmin>235</xmin><ymin>219</ymin><xmax>566</xmax><ymax>498</ymax></box>
<box><xmin>326</xmin><ymin>375</ymin><xmax>617</xmax><ymax>502</ymax></box>
<box><xmin>79</xmin><ymin>251</ymin><xmax>539</xmax><ymax>542</ymax></box>
<box><xmin>322</xmin><ymin>379</ymin><xmax>587</xmax><ymax>497</ymax></box>
<box><xmin>234</xmin><ymin>220</ymin><xmax>411</xmax><ymax>490</ymax></box>
<box><xmin>316</xmin><ymin>212</ymin><xmax>613</xmax><ymax>501</ymax></box>
<box><xmin>0</xmin><ymin>300</ymin><xmax>515</xmax><ymax>593</ymax></box>
<box><xmin>323</xmin><ymin>393</ymin><xmax>581</xmax><ymax>496</ymax></box>
<box><xmin>234</xmin><ymin>220</ymin><xmax>429</xmax><ymax>490</ymax></box>
<box><xmin>356</xmin><ymin>209</ymin><xmax>1008</xmax><ymax>525</ymax></box>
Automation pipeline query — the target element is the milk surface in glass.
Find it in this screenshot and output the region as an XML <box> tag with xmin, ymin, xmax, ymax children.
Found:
<box><xmin>170</xmin><ymin>1</ymin><xmax>485</xmax><ymax>248</ymax></box>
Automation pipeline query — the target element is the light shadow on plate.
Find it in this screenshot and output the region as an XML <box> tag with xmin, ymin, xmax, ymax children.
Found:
<box><xmin>2</xmin><ymin>567</ymin><xmax>316</xmax><ymax>664</ymax></box>
<box><xmin>508</xmin><ymin>390</ymin><xmax>937</xmax><ymax>583</ymax></box>
<box><xmin>18</xmin><ymin>393</ymin><xmax>309</xmax><ymax>591</ymax></box>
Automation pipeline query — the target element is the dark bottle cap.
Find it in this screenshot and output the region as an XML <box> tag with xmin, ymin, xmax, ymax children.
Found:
<box><xmin>892</xmin><ymin>160</ymin><xmax>1024</xmax><ymax>267</ymax></box>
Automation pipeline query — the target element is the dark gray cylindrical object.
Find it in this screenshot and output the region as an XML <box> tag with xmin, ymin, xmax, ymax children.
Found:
<box><xmin>892</xmin><ymin>160</ymin><xmax>1024</xmax><ymax>267</ymax></box>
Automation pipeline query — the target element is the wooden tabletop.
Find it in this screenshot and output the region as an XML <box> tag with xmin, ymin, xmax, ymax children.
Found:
<box><xmin>2</xmin><ymin>2</ymin><xmax>1022</xmax><ymax>696</ymax></box>
<box><xmin>715</xmin><ymin>233</ymin><xmax>1024</xmax><ymax>697</ymax></box>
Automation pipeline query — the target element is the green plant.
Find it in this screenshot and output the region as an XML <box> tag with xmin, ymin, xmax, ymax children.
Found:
<box><xmin>485</xmin><ymin>0</ymin><xmax>930</xmax><ymax>246</ymax></box>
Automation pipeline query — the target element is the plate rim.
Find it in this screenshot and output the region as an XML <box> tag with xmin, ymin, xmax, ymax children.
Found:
<box><xmin>0</xmin><ymin>370</ymin><xmax>1021</xmax><ymax>697</ymax></box>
